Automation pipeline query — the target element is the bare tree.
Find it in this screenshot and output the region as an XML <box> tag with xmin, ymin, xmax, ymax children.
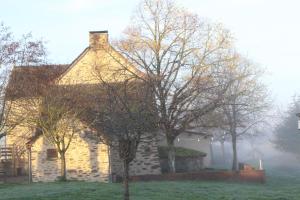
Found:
<box><xmin>22</xmin><ymin>85</ymin><xmax>83</xmax><ymax>181</ymax></box>
<box><xmin>38</xmin><ymin>87</ymin><xmax>81</xmax><ymax>181</ymax></box>
<box><xmin>108</xmin><ymin>0</ymin><xmax>234</xmax><ymax>172</ymax></box>
<box><xmin>92</xmin><ymin>72</ymin><xmax>157</xmax><ymax>200</ymax></box>
<box><xmin>217</xmin><ymin>55</ymin><xmax>269</xmax><ymax>171</ymax></box>
<box><xmin>0</xmin><ymin>22</ymin><xmax>47</xmax><ymax>139</ymax></box>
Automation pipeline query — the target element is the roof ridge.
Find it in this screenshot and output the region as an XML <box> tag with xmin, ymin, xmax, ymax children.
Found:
<box><xmin>14</xmin><ymin>64</ymin><xmax>69</xmax><ymax>68</ymax></box>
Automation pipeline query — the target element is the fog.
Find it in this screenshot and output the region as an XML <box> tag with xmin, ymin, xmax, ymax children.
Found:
<box><xmin>212</xmin><ymin>132</ymin><xmax>300</xmax><ymax>171</ymax></box>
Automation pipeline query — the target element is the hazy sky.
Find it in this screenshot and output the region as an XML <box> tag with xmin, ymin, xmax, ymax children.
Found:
<box><xmin>1</xmin><ymin>0</ymin><xmax>300</xmax><ymax>107</ymax></box>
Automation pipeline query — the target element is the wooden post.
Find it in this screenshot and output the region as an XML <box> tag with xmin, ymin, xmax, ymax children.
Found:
<box><xmin>12</xmin><ymin>145</ymin><xmax>16</xmax><ymax>176</ymax></box>
<box><xmin>210</xmin><ymin>137</ymin><xmax>214</xmax><ymax>166</ymax></box>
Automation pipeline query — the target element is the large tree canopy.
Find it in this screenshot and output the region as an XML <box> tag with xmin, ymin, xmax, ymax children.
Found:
<box><xmin>112</xmin><ymin>0</ymin><xmax>235</xmax><ymax>173</ymax></box>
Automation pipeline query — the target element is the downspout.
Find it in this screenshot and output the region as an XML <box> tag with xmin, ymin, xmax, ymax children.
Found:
<box><xmin>108</xmin><ymin>145</ymin><xmax>112</xmax><ymax>183</ymax></box>
<box><xmin>26</xmin><ymin>143</ymin><xmax>32</xmax><ymax>184</ymax></box>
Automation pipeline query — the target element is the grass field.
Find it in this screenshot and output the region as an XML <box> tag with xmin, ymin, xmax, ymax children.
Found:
<box><xmin>0</xmin><ymin>169</ymin><xmax>299</xmax><ymax>200</ymax></box>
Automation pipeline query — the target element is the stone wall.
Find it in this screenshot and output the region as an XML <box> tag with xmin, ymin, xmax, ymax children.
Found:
<box><xmin>31</xmin><ymin>133</ymin><xmax>161</xmax><ymax>182</ymax></box>
<box><xmin>110</xmin><ymin>136</ymin><xmax>161</xmax><ymax>178</ymax></box>
<box><xmin>31</xmin><ymin>131</ymin><xmax>110</xmax><ymax>182</ymax></box>
<box><xmin>5</xmin><ymin>99</ymin><xmax>37</xmax><ymax>176</ymax></box>
<box><xmin>6</xmin><ymin>98</ymin><xmax>39</xmax><ymax>147</ymax></box>
<box><xmin>130</xmin><ymin>170</ymin><xmax>266</xmax><ymax>184</ymax></box>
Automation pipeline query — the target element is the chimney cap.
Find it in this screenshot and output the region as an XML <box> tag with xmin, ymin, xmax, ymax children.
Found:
<box><xmin>89</xmin><ymin>30</ymin><xmax>108</xmax><ymax>34</ymax></box>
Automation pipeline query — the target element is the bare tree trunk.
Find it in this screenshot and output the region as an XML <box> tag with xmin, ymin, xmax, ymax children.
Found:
<box><xmin>123</xmin><ymin>160</ymin><xmax>130</xmax><ymax>200</ymax></box>
<box><xmin>60</xmin><ymin>152</ymin><xmax>67</xmax><ymax>181</ymax></box>
<box><xmin>231</xmin><ymin>103</ymin><xmax>238</xmax><ymax>171</ymax></box>
<box><xmin>220</xmin><ymin>141</ymin><xmax>225</xmax><ymax>165</ymax></box>
<box><xmin>167</xmin><ymin>137</ymin><xmax>176</xmax><ymax>173</ymax></box>
<box><xmin>231</xmin><ymin>133</ymin><xmax>238</xmax><ymax>171</ymax></box>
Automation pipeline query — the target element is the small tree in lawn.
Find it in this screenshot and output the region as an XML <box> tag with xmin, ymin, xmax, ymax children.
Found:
<box><xmin>38</xmin><ymin>103</ymin><xmax>80</xmax><ymax>180</ymax></box>
<box><xmin>26</xmin><ymin>85</ymin><xmax>82</xmax><ymax>181</ymax></box>
<box><xmin>95</xmin><ymin>77</ymin><xmax>157</xmax><ymax>200</ymax></box>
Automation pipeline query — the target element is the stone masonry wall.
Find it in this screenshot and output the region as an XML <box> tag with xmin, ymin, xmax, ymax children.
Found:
<box><xmin>31</xmin><ymin>131</ymin><xmax>110</xmax><ymax>182</ymax></box>
<box><xmin>110</xmin><ymin>135</ymin><xmax>161</xmax><ymax>177</ymax></box>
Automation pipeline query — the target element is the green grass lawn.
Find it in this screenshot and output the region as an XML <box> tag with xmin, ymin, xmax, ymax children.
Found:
<box><xmin>0</xmin><ymin>169</ymin><xmax>299</xmax><ymax>200</ymax></box>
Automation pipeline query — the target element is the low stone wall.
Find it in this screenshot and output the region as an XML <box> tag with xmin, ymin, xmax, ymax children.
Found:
<box><xmin>160</xmin><ymin>156</ymin><xmax>204</xmax><ymax>173</ymax></box>
<box><xmin>130</xmin><ymin>170</ymin><xmax>266</xmax><ymax>184</ymax></box>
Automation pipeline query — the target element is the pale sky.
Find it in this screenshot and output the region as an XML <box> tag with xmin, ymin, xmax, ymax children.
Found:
<box><xmin>1</xmin><ymin>0</ymin><xmax>300</xmax><ymax>107</ymax></box>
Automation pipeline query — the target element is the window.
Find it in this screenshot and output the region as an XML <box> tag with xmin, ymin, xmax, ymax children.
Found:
<box><xmin>0</xmin><ymin>134</ymin><xmax>5</xmax><ymax>146</ymax></box>
<box><xmin>46</xmin><ymin>149</ymin><xmax>58</xmax><ymax>160</ymax></box>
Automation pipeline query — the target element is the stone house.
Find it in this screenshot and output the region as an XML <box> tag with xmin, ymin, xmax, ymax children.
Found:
<box><xmin>4</xmin><ymin>31</ymin><xmax>161</xmax><ymax>182</ymax></box>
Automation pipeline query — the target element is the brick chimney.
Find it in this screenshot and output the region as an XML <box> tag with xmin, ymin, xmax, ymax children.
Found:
<box><xmin>89</xmin><ymin>31</ymin><xmax>108</xmax><ymax>49</ymax></box>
